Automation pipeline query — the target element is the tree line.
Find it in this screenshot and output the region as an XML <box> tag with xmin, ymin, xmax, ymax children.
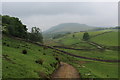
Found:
<box><xmin>2</xmin><ymin>15</ymin><xmax>43</xmax><ymax>43</ymax></box>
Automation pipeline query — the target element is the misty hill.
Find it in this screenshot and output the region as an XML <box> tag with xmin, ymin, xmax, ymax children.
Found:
<box><xmin>44</xmin><ymin>23</ymin><xmax>94</xmax><ymax>34</ymax></box>
<box><xmin>43</xmin><ymin>23</ymin><xmax>95</xmax><ymax>39</ymax></box>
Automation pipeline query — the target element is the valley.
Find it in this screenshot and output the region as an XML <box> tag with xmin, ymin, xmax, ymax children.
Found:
<box><xmin>2</xmin><ymin>28</ymin><xmax>119</xmax><ymax>78</ymax></box>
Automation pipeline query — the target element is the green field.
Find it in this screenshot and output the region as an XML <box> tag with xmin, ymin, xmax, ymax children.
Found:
<box><xmin>2</xmin><ymin>36</ymin><xmax>59</xmax><ymax>78</ymax></box>
<box><xmin>2</xmin><ymin>29</ymin><xmax>119</xmax><ymax>78</ymax></box>
<box><xmin>58</xmin><ymin>48</ymin><xmax>118</xmax><ymax>60</ymax></box>
<box><xmin>90</xmin><ymin>31</ymin><xmax>119</xmax><ymax>46</ymax></box>
<box><xmin>57</xmin><ymin>51</ymin><xmax>119</xmax><ymax>78</ymax></box>
<box><xmin>49</xmin><ymin>29</ymin><xmax>119</xmax><ymax>78</ymax></box>
<box><xmin>71</xmin><ymin>61</ymin><xmax>118</xmax><ymax>78</ymax></box>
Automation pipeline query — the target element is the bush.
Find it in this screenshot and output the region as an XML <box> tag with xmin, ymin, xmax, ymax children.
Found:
<box><xmin>35</xmin><ymin>59</ymin><xmax>44</xmax><ymax>65</ymax></box>
<box><xmin>43</xmin><ymin>53</ymin><xmax>46</xmax><ymax>55</ymax></box>
<box><xmin>50</xmin><ymin>62</ymin><xmax>57</xmax><ymax>68</ymax></box>
<box><xmin>83</xmin><ymin>32</ymin><xmax>90</xmax><ymax>41</ymax></box>
<box><xmin>55</xmin><ymin>57</ymin><xmax>59</xmax><ymax>61</ymax></box>
<box><xmin>22</xmin><ymin>50</ymin><xmax>27</xmax><ymax>54</ymax></box>
<box><xmin>3</xmin><ymin>42</ymin><xmax>6</xmax><ymax>45</ymax></box>
<box><xmin>6</xmin><ymin>44</ymin><xmax>9</xmax><ymax>47</ymax></box>
<box><xmin>16</xmin><ymin>46</ymin><xmax>20</xmax><ymax>48</ymax></box>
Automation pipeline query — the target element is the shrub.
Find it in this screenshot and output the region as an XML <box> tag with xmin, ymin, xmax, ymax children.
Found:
<box><xmin>50</xmin><ymin>62</ymin><xmax>57</xmax><ymax>68</ymax></box>
<box><xmin>43</xmin><ymin>53</ymin><xmax>46</xmax><ymax>55</ymax></box>
<box><xmin>6</xmin><ymin>67</ymin><xmax>8</xmax><ymax>69</ymax></box>
<box><xmin>35</xmin><ymin>59</ymin><xmax>44</xmax><ymax>65</ymax></box>
<box><xmin>6</xmin><ymin>44</ymin><xmax>9</xmax><ymax>47</ymax></box>
<box><xmin>16</xmin><ymin>46</ymin><xmax>20</xmax><ymax>48</ymax></box>
<box><xmin>3</xmin><ymin>42</ymin><xmax>6</xmax><ymax>45</ymax></box>
<box><xmin>83</xmin><ymin>32</ymin><xmax>90</xmax><ymax>41</ymax></box>
<box><xmin>55</xmin><ymin>57</ymin><xmax>59</xmax><ymax>61</ymax></box>
<box><xmin>22</xmin><ymin>50</ymin><xmax>27</xmax><ymax>54</ymax></box>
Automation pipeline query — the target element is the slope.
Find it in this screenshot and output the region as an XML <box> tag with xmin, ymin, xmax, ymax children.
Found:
<box><xmin>90</xmin><ymin>31</ymin><xmax>119</xmax><ymax>46</ymax></box>
<box><xmin>2</xmin><ymin>36</ymin><xmax>59</xmax><ymax>78</ymax></box>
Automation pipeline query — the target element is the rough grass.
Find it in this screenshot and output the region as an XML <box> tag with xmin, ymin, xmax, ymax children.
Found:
<box><xmin>71</xmin><ymin>61</ymin><xmax>118</xmax><ymax>78</ymax></box>
<box><xmin>2</xmin><ymin>29</ymin><xmax>119</xmax><ymax>78</ymax></box>
<box><xmin>48</xmin><ymin>29</ymin><xmax>119</xmax><ymax>78</ymax></box>
<box><xmin>84</xmin><ymin>62</ymin><xmax>118</xmax><ymax>78</ymax></box>
<box><xmin>2</xmin><ymin>36</ymin><xmax>58</xmax><ymax>78</ymax></box>
<box><xmin>60</xmin><ymin>52</ymin><xmax>119</xmax><ymax>78</ymax></box>
<box><xmin>90</xmin><ymin>31</ymin><xmax>119</xmax><ymax>46</ymax></box>
<box><xmin>59</xmin><ymin>48</ymin><xmax>118</xmax><ymax>60</ymax></box>
<box><xmin>51</xmin><ymin>30</ymin><xmax>118</xmax><ymax>48</ymax></box>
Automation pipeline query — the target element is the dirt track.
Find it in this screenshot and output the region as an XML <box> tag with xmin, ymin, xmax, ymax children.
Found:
<box><xmin>52</xmin><ymin>62</ymin><xmax>80</xmax><ymax>78</ymax></box>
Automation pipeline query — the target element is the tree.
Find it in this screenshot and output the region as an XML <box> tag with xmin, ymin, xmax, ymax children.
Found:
<box><xmin>2</xmin><ymin>15</ymin><xmax>43</xmax><ymax>43</ymax></box>
<box><xmin>2</xmin><ymin>15</ymin><xmax>27</xmax><ymax>38</ymax></box>
<box><xmin>83</xmin><ymin>32</ymin><xmax>90</xmax><ymax>41</ymax></box>
<box><xmin>29</xmin><ymin>27</ymin><xmax>43</xmax><ymax>43</ymax></box>
<box><xmin>72</xmin><ymin>34</ymin><xmax>75</xmax><ymax>38</ymax></box>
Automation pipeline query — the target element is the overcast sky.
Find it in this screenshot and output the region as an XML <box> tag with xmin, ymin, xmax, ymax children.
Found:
<box><xmin>2</xmin><ymin>2</ymin><xmax>118</xmax><ymax>31</ymax></box>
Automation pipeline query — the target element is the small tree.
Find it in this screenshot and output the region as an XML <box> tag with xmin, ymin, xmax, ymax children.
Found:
<box><xmin>72</xmin><ymin>34</ymin><xmax>75</xmax><ymax>38</ymax></box>
<box><xmin>29</xmin><ymin>27</ymin><xmax>43</xmax><ymax>43</ymax></box>
<box><xmin>83</xmin><ymin>32</ymin><xmax>90</xmax><ymax>41</ymax></box>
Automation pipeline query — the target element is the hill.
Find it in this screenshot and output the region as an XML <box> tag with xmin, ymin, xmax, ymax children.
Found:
<box><xmin>45</xmin><ymin>29</ymin><xmax>119</xmax><ymax>78</ymax></box>
<box><xmin>44</xmin><ymin>23</ymin><xmax>94</xmax><ymax>33</ymax></box>
<box><xmin>43</xmin><ymin>23</ymin><xmax>94</xmax><ymax>39</ymax></box>
<box><xmin>3</xmin><ymin>33</ymin><xmax>119</xmax><ymax>78</ymax></box>
<box><xmin>90</xmin><ymin>31</ymin><xmax>119</xmax><ymax>46</ymax></box>
<box><xmin>2</xmin><ymin>15</ymin><xmax>119</xmax><ymax>78</ymax></box>
<box><xmin>2</xmin><ymin>36</ymin><xmax>59</xmax><ymax>78</ymax></box>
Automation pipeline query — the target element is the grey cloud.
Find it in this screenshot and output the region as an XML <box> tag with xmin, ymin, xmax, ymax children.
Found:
<box><xmin>2</xmin><ymin>2</ymin><xmax>118</xmax><ymax>31</ymax></box>
<box><xmin>2</xmin><ymin>2</ymin><xmax>99</xmax><ymax>17</ymax></box>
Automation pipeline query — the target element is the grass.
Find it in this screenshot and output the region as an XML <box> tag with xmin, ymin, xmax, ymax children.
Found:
<box><xmin>59</xmin><ymin>52</ymin><xmax>119</xmax><ymax>78</ymax></box>
<box><xmin>90</xmin><ymin>31</ymin><xmax>119</xmax><ymax>46</ymax></box>
<box><xmin>2</xmin><ymin>28</ymin><xmax>119</xmax><ymax>78</ymax></box>
<box><xmin>59</xmin><ymin>48</ymin><xmax>118</xmax><ymax>60</ymax></box>
<box><xmin>2</xmin><ymin>36</ymin><xmax>59</xmax><ymax>78</ymax></box>
<box><xmin>84</xmin><ymin>62</ymin><xmax>118</xmax><ymax>78</ymax></box>
<box><xmin>72</xmin><ymin>61</ymin><xmax>118</xmax><ymax>78</ymax></box>
<box><xmin>51</xmin><ymin>29</ymin><xmax>119</xmax><ymax>48</ymax></box>
<box><xmin>49</xmin><ymin>29</ymin><xmax>119</xmax><ymax>78</ymax></box>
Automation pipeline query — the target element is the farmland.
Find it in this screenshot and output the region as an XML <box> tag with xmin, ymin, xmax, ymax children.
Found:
<box><xmin>2</xmin><ymin>29</ymin><xmax>119</xmax><ymax>78</ymax></box>
<box><xmin>47</xmin><ymin>29</ymin><xmax>119</xmax><ymax>78</ymax></box>
<box><xmin>2</xmin><ymin>2</ymin><xmax>119</xmax><ymax>79</ymax></box>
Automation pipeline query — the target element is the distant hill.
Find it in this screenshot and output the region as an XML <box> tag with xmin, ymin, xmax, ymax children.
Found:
<box><xmin>43</xmin><ymin>23</ymin><xmax>95</xmax><ymax>39</ymax></box>
<box><xmin>44</xmin><ymin>23</ymin><xmax>94</xmax><ymax>34</ymax></box>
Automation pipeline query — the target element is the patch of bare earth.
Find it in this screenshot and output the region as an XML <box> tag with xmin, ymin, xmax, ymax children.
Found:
<box><xmin>52</xmin><ymin>62</ymin><xmax>80</xmax><ymax>79</ymax></box>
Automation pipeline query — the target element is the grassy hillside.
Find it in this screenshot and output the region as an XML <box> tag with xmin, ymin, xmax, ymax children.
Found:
<box><xmin>2</xmin><ymin>28</ymin><xmax>119</xmax><ymax>78</ymax></box>
<box><xmin>49</xmin><ymin>29</ymin><xmax>118</xmax><ymax>47</ymax></box>
<box><xmin>46</xmin><ymin>29</ymin><xmax>119</xmax><ymax>78</ymax></box>
<box><xmin>59</xmin><ymin>48</ymin><xmax>118</xmax><ymax>60</ymax></box>
<box><xmin>90</xmin><ymin>31</ymin><xmax>119</xmax><ymax>46</ymax></box>
<box><xmin>2</xmin><ymin>36</ymin><xmax>59</xmax><ymax>78</ymax></box>
<box><xmin>72</xmin><ymin>61</ymin><xmax>118</xmax><ymax>78</ymax></box>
